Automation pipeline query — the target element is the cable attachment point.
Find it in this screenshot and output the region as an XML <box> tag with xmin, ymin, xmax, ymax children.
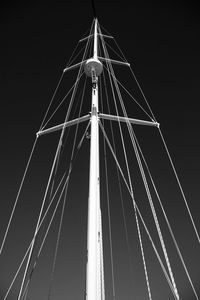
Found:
<box><xmin>86</xmin><ymin>131</ymin><xmax>91</xmax><ymax>139</ymax></box>
<box><xmin>91</xmin><ymin>68</ymin><xmax>97</xmax><ymax>88</ymax></box>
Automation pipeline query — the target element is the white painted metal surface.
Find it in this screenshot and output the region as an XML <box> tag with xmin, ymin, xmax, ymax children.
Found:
<box><xmin>86</xmin><ymin>18</ymin><xmax>104</xmax><ymax>300</ymax></box>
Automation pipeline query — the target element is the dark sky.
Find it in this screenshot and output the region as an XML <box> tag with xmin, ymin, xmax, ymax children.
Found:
<box><xmin>0</xmin><ymin>1</ymin><xmax>200</xmax><ymax>300</ymax></box>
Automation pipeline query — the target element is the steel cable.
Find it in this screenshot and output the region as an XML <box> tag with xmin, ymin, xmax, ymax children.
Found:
<box><xmin>99</xmin><ymin>30</ymin><xmax>153</xmax><ymax>300</ymax></box>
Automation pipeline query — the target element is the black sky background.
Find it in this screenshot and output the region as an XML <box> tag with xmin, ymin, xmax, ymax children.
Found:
<box><xmin>0</xmin><ymin>1</ymin><xmax>200</xmax><ymax>300</ymax></box>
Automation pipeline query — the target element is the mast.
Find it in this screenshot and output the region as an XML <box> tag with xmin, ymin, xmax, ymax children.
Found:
<box><xmin>85</xmin><ymin>18</ymin><xmax>104</xmax><ymax>300</ymax></box>
<box><xmin>3</xmin><ymin>11</ymin><xmax>193</xmax><ymax>300</ymax></box>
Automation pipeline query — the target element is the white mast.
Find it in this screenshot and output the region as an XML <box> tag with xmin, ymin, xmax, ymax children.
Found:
<box><xmin>22</xmin><ymin>18</ymin><xmax>159</xmax><ymax>300</ymax></box>
<box><xmin>85</xmin><ymin>18</ymin><xmax>104</xmax><ymax>300</ymax></box>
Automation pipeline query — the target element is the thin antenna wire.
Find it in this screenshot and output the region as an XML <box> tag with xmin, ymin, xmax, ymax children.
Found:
<box><xmin>17</xmin><ymin>19</ymin><xmax>94</xmax><ymax>300</ymax></box>
<box><xmin>91</xmin><ymin>0</ymin><xmax>97</xmax><ymax>18</ymax></box>
<box><xmin>98</xmin><ymin>30</ymin><xmax>153</xmax><ymax>300</ymax></box>
<box><xmin>104</xmin><ymin>41</ymin><xmax>179</xmax><ymax>298</ymax></box>
<box><xmin>99</xmin><ymin>50</ymin><xmax>135</xmax><ymax>290</ymax></box>
<box><xmin>99</xmin><ymin>74</ymin><xmax>116</xmax><ymax>300</ymax></box>
<box><xmin>133</xmin><ymin>130</ymin><xmax>199</xmax><ymax>300</ymax></box>
<box><xmin>98</xmin><ymin>121</ymin><xmax>178</xmax><ymax>300</ymax></box>
<box><xmin>158</xmin><ymin>127</ymin><xmax>200</xmax><ymax>244</ymax></box>
<box><xmin>20</xmin><ymin>173</ymin><xmax>70</xmax><ymax>300</ymax></box>
<box><xmin>3</xmin><ymin>172</ymin><xmax>67</xmax><ymax>300</ymax></box>
<box><xmin>0</xmin><ymin>137</ymin><xmax>38</xmax><ymax>255</ymax></box>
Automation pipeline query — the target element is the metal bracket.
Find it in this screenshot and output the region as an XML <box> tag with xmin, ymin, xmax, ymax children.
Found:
<box><xmin>63</xmin><ymin>60</ymin><xmax>87</xmax><ymax>73</ymax></box>
<box><xmin>37</xmin><ymin>114</ymin><xmax>90</xmax><ymax>137</ymax></box>
<box><xmin>79</xmin><ymin>34</ymin><xmax>113</xmax><ymax>43</ymax></box>
<box><xmin>99</xmin><ymin>113</ymin><xmax>159</xmax><ymax>127</ymax></box>
<box><xmin>98</xmin><ymin>56</ymin><xmax>130</xmax><ymax>67</ymax></box>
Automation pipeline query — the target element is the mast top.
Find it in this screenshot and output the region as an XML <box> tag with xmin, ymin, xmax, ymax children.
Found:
<box><xmin>93</xmin><ymin>18</ymin><xmax>98</xmax><ymax>60</ymax></box>
<box><xmin>84</xmin><ymin>18</ymin><xmax>103</xmax><ymax>77</ymax></box>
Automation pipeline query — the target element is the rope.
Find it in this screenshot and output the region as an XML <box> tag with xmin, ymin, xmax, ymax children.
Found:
<box><xmin>5</xmin><ymin>18</ymin><xmax>93</xmax><ymax>300</ymax></box>
<box><xmin>65</xmin><ymin>40</ymin><xmax>81</xmax><ymax>68</ymax></box>
<box><xmin>135</xmin><ymin>210</ymin><xmax>152</xmax><ymax>300</ymax></box>
<box><xmin>39</xmin><ymin>21</ymin><xmax>93</xmax><ymax>131</ymax></box>
<box><xmin>99</xmin><ymin>31</ymin><xmax>130</xmax><ymax>189</ymax></box>
<box><xmin>101</xmin><ymin>27</ymin><xmax>199</xmax><ymax>298</ymax></box>
<box><xmin>102</xmin><ymin>112</ymin><xmax>116</xmax><ymax>300</ymax></box>
<box><xmin>71</xmin><ymin>75</ymin><xmax>87</xmax><ymax>157</ymax></box>
<box><xmin>0</xmin><ymin>136</ymin><xmax>38</xmax><ymax>256</ymax></box>
<box><xmin>159</xmin><ymin>127</ymin><xmax>200</xmax><ymax>245</ymax></box>
<box><xmin>39</xmin><ymin>72</ymin><xmax>65</xmax><ymax>131</ymax></box>
<box><xmin>41</xmin><ymin>71</ymin><xmax>84</xmax><ymax>130</ymax></box>
<box><xmin>100</xmin><ymin>25</ymin><xmax>128</xmax><ymax>63</ymax></box>
<box><xmin>20</xmin><ymin>119</ymin><xmax>90</xmax><ymax>300</ymax></box>
<box><xmin>21</xmin><ymin>172</ymin><xmax>71</xmax><ymax>300</ymax></box>
<box><xmin>66</xmin><ymin>44</ymin><xmax>87</xmax><ymax>68</ymax></box>
<box><xmin>41</xmin><ymin>20</ymin><xmax>93</xmax><ymax>131</ymax></box>
<box><xmin>103</xmin><ymin>65</ymin><xmax>153</xmax><ymax>121</ymax></box>
<box><xmin>104</xmin><ymin>40</ymin><xmax>126</xmax><ymax>63</ymax></box>
<box><xmin>20</xmin><ymin>112</ymin><xmax>89</xmax><ymax>298</ymax></box>
<box><xmin>109</xmin><ymin>65</ymin><xmax>179</xmax><ymax>299</ymax></box>
<box><xmin>17</xmin><ymin>119</ymin><xmax>64</xmax><ymax>300</ymax></box>
<box><xmin>47</xmin><ymin>176</ymin><xmax>70</xmax><ymax>300</ymax></box>
<box><xmin>98</xmin><ymin>121</ymin><xmax>178</xmax><ymax>300</ymax></box>
<box><xmin>18</xmin><ymin>16</ymin><xmax>95</xmax><ymax>299</ymax></box>
<box><xmin>99</xmin><ymin>55</ymin><xmax>116</xmax><ymax>300</ymax></box>
<box><xmin>100</xmin><ymin>32</ymin><xmax>179</xmax><ymax>299</ymax></box>
<box><xmin>22</xmin><ymin>286</ymin><xmax>28</xmax><ymax>300</ymax></box>
<box><xmin>47</xmin><ymin>70</ymin><xmax>88</xmax><ymax>300</ymax></box>
<box><xmin>4</xmin><ymin>171</ymin><xmax>66</xmax><ymax>300</ymax></box>
<box><xmin>100</xmin><ymin>58</ymin><xmax>135</xmax><ymax>298</ymax></box>
<box><xmin>18</xmin><ymin>56</ymin><xmax>78</xmax><ymax>300</ymax></box>
<box><xmin>133</xmin><ymin>130</ymin><xmax>199</xmax><ymax>300</ymax></box>
<box><xmin>98</xmin><ymin>25</ymin><xmax>124</xmax><ymax>58</ymax></box>
<box><xmin>100</xmin><ymin>27</ymin><xmax>157</xmax><ymax>122</ymax></box>
<box><xmin>4</xmin><ymin>243</ymin><xmax>31</xmax><ymax>300</ymax></box>
<box><xmin>48</xmin><ymin>139</ymin><xmax>62</xmax><ymax>203</ymax></box>
<box><xmin>99</xmin><ymin>31</ymin><xmax>153</xmax><ymax>299</ymax></box>
<box><xmin>129</xmin><ymin>66</ymin><xmax>157</xmax><ymax>121</ymax></box>
<box><xmin>78</xmin><ymin>21</ymin><xmax>94</xmax><ymax>42</ymax></box>
<box><xmin>129</xmin><ymin>124</ymin><xmax>179</xmax><ymax>300</ymax></box>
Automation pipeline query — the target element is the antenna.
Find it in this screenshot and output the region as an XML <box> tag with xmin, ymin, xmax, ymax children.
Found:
<box><xmin>91</xmin><ymin>0</ymin><xmax>97</xmax><ymax>18</ymax></box>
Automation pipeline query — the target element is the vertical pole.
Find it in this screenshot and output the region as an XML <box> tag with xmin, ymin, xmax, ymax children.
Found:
<box><xmin>86</xmin><ymin>67</ymin><xmax>100</xmax><ymax>300</ymax></box>
<box><xmin>93</xmin><ymin>18</ymin><xmax>98</xmax><ymax>60</ymax></box>
<box><xmin>86</xmin><ymin>18</ymin><xmax>102</xmax><ymax>300</ymax></box>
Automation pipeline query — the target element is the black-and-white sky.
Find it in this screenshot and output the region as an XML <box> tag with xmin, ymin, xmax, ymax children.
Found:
<box><xmin>0</xmin><ymin>1</ymin><xmax>200</xmax><ymax>300</ymax></box>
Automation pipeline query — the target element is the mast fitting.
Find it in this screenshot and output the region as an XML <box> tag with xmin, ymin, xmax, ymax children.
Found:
<box><xmin>84</xmin><ymin>58</ymin><xmax>103</xmax><ymax>77</ymax></box>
